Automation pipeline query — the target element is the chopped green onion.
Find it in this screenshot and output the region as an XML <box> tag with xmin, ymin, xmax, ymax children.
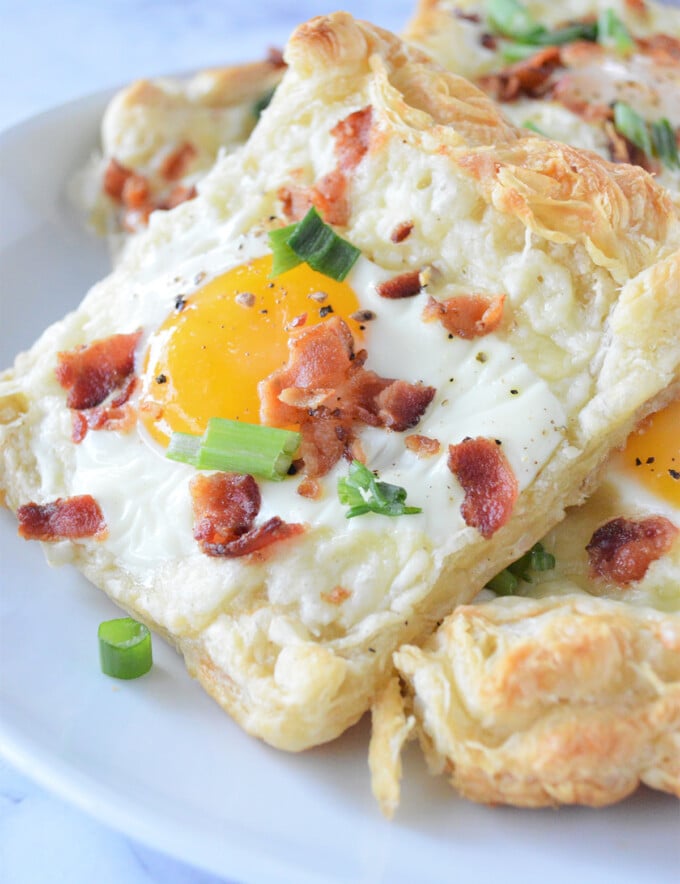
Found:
<box><xmin>530</xmin><ymin>543</ymin><xmax>556</xmax><ymax>571</ymax></box>
<box><xmin>167</xmin><ymin>418</ymin><xmax>301</xmax><ymax>481</ymax></box>
<box><xmin>268</xmin><ymin>207</ymin><xmax>361</xmax><ymax>282</ymax></box>
<box><xmin>166</xmin><ymin>431</ymin><xmax>201</xmax><ymax>466</ymax></box>
<box><xmin>651</xmin><ymin>119</ymin><xmax>680</xmax><ymax>170</ymax></box>
<box><xmin>499</xmin><ymin>40</ymin><xmax>544</xmax><ymax>62</ymax></box>
<box><xmin>523</xmin><ymin>120</ymin><xmax>546</xmax><ymax>135</ymax></box>
<box><xmin>485</xmin><ymin>542</ymin><xmax>556</xmax><ymax>595</ymax></box>
<box><xmin>338</xmin><ymin>460</ymin><xmax>422</xmax><ymax>518</ymax></box>
<box><xmin>597</xmin><ymin>8</ymin><xmax>635</xmax><ymax>54</ymax></box>
<box><xmin>485</xmin><ymin>0</ymin><xmax>546</xmax><ymax>42</ymax></box>
<box><xmin>485</xmin><ymin>569</ymin><xmax>520</xmax><ymax>596</ymax></box>
<box><xmin>268</xmin><ymin>222</ymin><xmax>303</xmax><ymax>276</ymax></box>
<box><xmin>613</xmin><ymin>101</ymin><xmax>652</xmax><ymax>156</ymax></box>
<box><xmin>533</xmin><ymin>21</ymin><xmax>598</xmax><ymax>45</ymax></box>
<box><xmin>253</xmin><ymin>86</ymin><xmax>277</xmax><ymax>119</ymax></box>
<box><xmin>98</xmin><ymin>618</ymin><xmax>152</xmax><ymax>680</ymax></box>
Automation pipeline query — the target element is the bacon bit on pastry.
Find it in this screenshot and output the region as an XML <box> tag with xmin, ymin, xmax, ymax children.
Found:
<box><xmin>259</xmin><ymin>317</ymin><xmax>435</xmax><ymax>478</ymax></box>
<box><xmin>17</xmin><ymin>495</ymin><xmax>107</xmax><ymax>541</ymax></box>
<box><xmin>390</xmin><ymin>221</ymin><xmax>414</xmax><ymax>243</ymax></box>
<box><xmin>375</xmin><ymin>380</ymin><xmax>437</xmax><ymax>432</ymax></box>
<box><xmin>586</xmin><ymin>516</ymin><xmax>678</xmax><ymax>585</ymax></box>
<box><xmin>310</xmin><ymin>170</ymin><xmax>350</xmax><ymax>226</ymax></box>
<box><xmin>320</xmin><ymin>585</ymin><xmax>352</xmax><ymax>605</ymax></box>
<box><xmin>159</xmin><ymin>184</ymin><xmax>198</xmax><ymax>211</ymax></box>
<box><xmin>56</xmin><ymin>330</ymin><xmax>142</xmax><ymax>411</ymax></box>
<box><xmin>478</xmin><ymin>47</ymin><xmax>562</xmax><ymax>102</ymax></box>
<box><xmin>636</xmin><ymin>33</ymin><xmax>680</xmax><ymax>63</ymax></box>
<box><xmin>279</xmin><ymin>107</ymin><xmax>373</xmax><ymax>225</ymax></box>
<box><xmin>297</xmin><ymin>477</ymin><xmax>322</xmax><ymax>499</ymax></box>
<box><xmin>71</xmin><ymin>376</ymin><xmax>139</xmax><ymax>443</ymax></box>
<box><xmin>422</xmin><ymin>293</ymin><xmax>505</xmax><ymax>339</ymax></box>
<box><xmin>405</xmin><ymin>434</ymin><xmax>441</xmax><ymax>457</ymax></box>
<box><xmin>376</xmin><ymin>271</ymin><xmax>422</xmax><ymax>300</ymax></box>
<box><xmin>625</xmin><ymin>0</ymin><xmax>648</xmax><ymax>16</ymax></box>
<box><xmin>103</xmin><ymin>158</ymin><xmax>133</xmax><ymax>201</ymax></box>
<box><xmin>331</xmin><ymin>106</ymin><xmax>373</xmax><ymax>172</ymax></box>
<box><xmin>160</xmin><ymin>141</ymin><xmax>197</xmax><ymax>181</ymax></box>
<box><xmin>190</xmin><ymin>472</ymin><xmax>304</xmax><ymax>558</ymax></box>
<box><xmin>121</xmin><ymin>173</ymin><xmax>152</xmax><ymax>210</ymax></box>
<box><xmin>447</xmin><ymin>437</ymin><xmax>518</xmax><ymax>538</ymax></box>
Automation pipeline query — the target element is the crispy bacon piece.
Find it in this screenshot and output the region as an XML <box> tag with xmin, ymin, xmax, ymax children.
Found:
<box><xmin>447</xmin><ymin>437</ymin><xmax>518</xmax><ymax>538</ymax></box>
<box><xmin>405</xmin><ymin>434</ymin><xmax>441</xmax><ymax>457</ymax></box>
<box><xmin>159</xmin><ymin>184</ymin><xmax>198</xmax><ymax>211</ymax></box>
<box><xmin>586</xmin><ymin>516</ymin><xmax>678</xmax><ymax>585</ymax></box>
<box><xmin>279</xmin><ymin>107</ymin><xmax>373</xmax><ymax>225</ymax></box>
<box><xmin>18</xmin><ymin>495</ymin><xmax>107</xmax><ymax>541</ymax></box>
<box><xmin>190</xmin><ymin>472</ymin><xmax>303</xmax><ymax>558</ymax></box>
<box><xmin>479</xmin><ymin>47</ymin><xmax>562</xmax><ymax>102</ymax></box>
<box><xmin>71</xmin><ymin>376</ymin><xmax>139</xmax><ymax>443</ymax></box>
<box><xmin>390</xmin><ymin>221</ymin><xmax>414</xmax><ymax>243</ymax></box>
<box><xmin>376</xmin><ymin>271</ymin><xmax>422</xmax><ymax>300</ymax></box>
<box><xmin>550</xmin><ymin>75</ymin><xmax>614</xmax><ymax>123</ymax></box>
<box><xmin>422</xmin><ymin>293</ymin><xmax>505</xmax><ymax>339</ymax></box>
<box><xmin>310</xmin><ymin>170</ymin><xmax>350</xmax><ymax>226</ymax></box>
<box><xmin>159</xmin><ymin>141</ymin><xmax>197</xmax><ymax>181</ymax></box>
<box><xmin>331</xmin><ymin>106</ymin><xmax>373</xmax><ymax>172</ymax></box>
<box><xmin>259</xmin><ymin>317</ymin><xmax>435</xmax><ymax>478</ymax></box>
<box><xmin>375</xmin><ymin>379</ymin><xmax>436</xmax><ymax>431</ymax></box>
<box><xmin>636</xmin><ymin>33</ymin><xmax>680</xmax><ymax>62</ymax></box>
<box><xmin>103</xmin><ymin>158</ymin><xmax>133</xmax><ymax>201</ymax></box>
<box><xmin>56</xmin><ymin>331</ymin><xmax>141</xmax><ymax>410</ymax></box>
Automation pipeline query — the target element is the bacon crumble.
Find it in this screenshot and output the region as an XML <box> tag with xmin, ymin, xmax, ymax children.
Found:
<box><xmin>259</xmin><ymin>317</ymin><xmax>435</xmax><ymax>478</ymax></box>
<box><xmin>56</xmin><ymin>331</ymin><xmax>142</xmax><ymax>410</ymax></box>
<box><xmin>190</xmin><ymin>472</ymin><xmax>304</xmax><ymax>558</ymax></box>
<box><xmin>478</xmin><ymin>46</ymin><xmax>562</xmax><ymax>102</ymax></box>
<box><xmin>586</xmin><ymin>516</ymin><xmax>678</xmax><ymax>585</ymax></box>
<box><xmin>376</xmin><ymin>271</ymin><xmax>422</xmax><ymax>300</ymax></box>
<box><xmin>422</xmin><ymin>293</ymin><xmax>506</xmax><ymax>339</ymax></box>
<box><xmin>447</xmin><ymin>437</ymin><xmax>519</xmax><ymax>538</ymax></box>
<box><xmin>279</xmin><ymin>106</ymin><xmax>373</xmax><ymax>225</ymax></box>
<box><xmin>390</xmin><ymin>221</ymin><xmax>414</xmax><ymax>244</ymax></box>
<box><xmin>405</xmin><ymin>434</ymin><xmax>441</xmax><ymax>458</ymax></box>
<box><xmin>18</xmin><ymin>495</ymin><xmax>107</xmax><ymax>541</ymax></box>
<box><xmin>160</xmin><ymin>142</ymin><xmax>197</xmax><ymax>181</ymax></box>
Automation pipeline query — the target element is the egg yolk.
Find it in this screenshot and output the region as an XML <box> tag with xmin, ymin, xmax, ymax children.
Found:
<box><xmin>140</xmin><ymin>254</ymin><xmax>363</xmax><ymax>446</ymax></box>
<box><xmin>621</xmin><ymin>399</ymin><xmax>680</xmax><ymax>508</ymax></box>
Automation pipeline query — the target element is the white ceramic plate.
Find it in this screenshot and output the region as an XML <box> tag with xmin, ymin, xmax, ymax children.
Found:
<box><xmin>1</xmin><ymin>95</ymin><xmax>679</xmax><ymax>884</ymax></box>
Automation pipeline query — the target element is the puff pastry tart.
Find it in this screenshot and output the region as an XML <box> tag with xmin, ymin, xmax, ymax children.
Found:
<box><xmin>369</xmin><ymin>0</ymin><xmax>680</xmax><ymax>816</ymax></box>
<box><xmin>2</xmin><ymin>14</ymin><xmax>680</xmax><ymax>765</ymax></box>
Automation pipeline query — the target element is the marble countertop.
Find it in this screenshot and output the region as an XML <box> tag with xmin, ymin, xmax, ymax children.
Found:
<box><xmin>0</xmin><ymin>4</ymin><xmax>410</xmax><ymax>883</ymax></box>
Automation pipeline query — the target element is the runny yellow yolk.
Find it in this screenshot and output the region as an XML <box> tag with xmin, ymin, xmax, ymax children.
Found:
<box><xmin>140</xmin><ymin>254</ymin><xmax>363</xmax><ymax>447</ymax></box>
<box><xmin>620</xmin><ymin>399</ymin><xmax>680</xmax><ymax>508</ymax></box>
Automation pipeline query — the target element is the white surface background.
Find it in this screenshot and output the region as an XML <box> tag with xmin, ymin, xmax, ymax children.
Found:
<box><xmin>0</xmin><ymin>3</ymin><xmax>412</xmax><ymax>883</ymax></box>
<box><xmin>1</xmin><ymin>2</ymin><xmax>679</xmax><ymax>883</ymax></box>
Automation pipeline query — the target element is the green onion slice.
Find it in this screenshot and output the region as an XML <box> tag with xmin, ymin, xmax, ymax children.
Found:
<box><xmin>597</xmin><ymin>8</ymin><xmax>635</xmax><ymax>54</ymax></box>
<box><xmin>166</xmin><ymin>418</ymin><xmax>301</xmax><ymax>482</ymax></box>
<box><xmin>613</xmin><ymin>101</ymin><xmax>652</xmax><ymax>156</ymax></box>
<box><xmin>485</xmin><ymin>569</ymin><xmax>520</xmax><ymax>596</ymax></box>
<box><xmin>253</xmin><ymin>86</ymin><xmax>277</xmax><ymax>119</ymax></box>
<box><xmin>523</xmin><ymin>120</ymin><xmax>546</xmax><ymax>135</ymax></box>
<box><xmin>338</xmin><ymin>460</ymin><xmax>422</xmax><ymax>518</ymax></box>
<box><xmin>485</xmin><ymin>542</ymin><xmax>555</xmax><ymax>595</ymax></box>
<box><xmin>651</xmin><ymin>119</ymin><xmax>680</xmax><ymax>170</ymax></box>
<box><xmin>268</xmin><ymin>208</ymin><xmax>361</xmax><ymax>282</ymax></box>
<box><xmin>98</xmin><ymin>618</ymin><xmax>152</xmax><ymax>680</ymax></box>
<box><xmin>485</xmin><ymin>0</ymin><xmax>546</xmax><ymax>42</ymax></box>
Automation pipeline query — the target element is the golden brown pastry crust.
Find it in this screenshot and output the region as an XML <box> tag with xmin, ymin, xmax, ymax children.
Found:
<box><xmin>3</xmin><ymin>13</ymin><xmax>680</xmax><ymax>757</ymax></box>
<box><xmin>393</xmin><ymin>596</ymin><xmax>680</xmax><ymax>807</ymax></box>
